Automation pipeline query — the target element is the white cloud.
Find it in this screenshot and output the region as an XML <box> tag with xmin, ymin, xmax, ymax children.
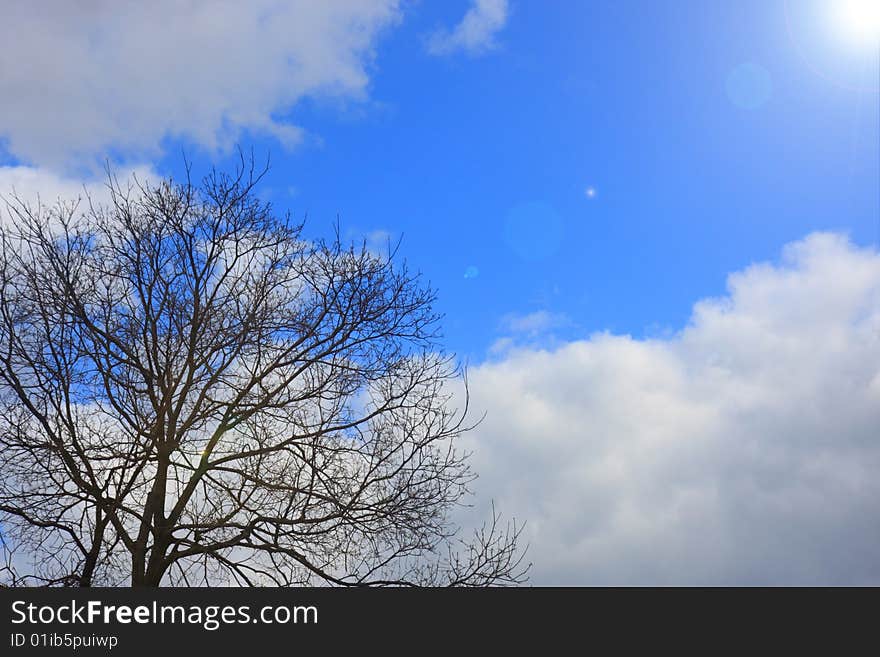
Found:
<box><xmin>0</xmin><ymin>166</ymin><xmax>101</xmax><ymax>209</ymax></box>
<box><xmin>427</xmin><ymin>0</ymin><xmax>509</xmax><ymax>56</ymax></box>
<box><xmin>500</xmin><ymin>310</ymin><xmax>570</xmax><ymax>337</ymax></box>
<box><xmin>363</xmin><ymin>229</ymin><xmax>394</xmax><ymax>252</ymax></box>
<box><xmin>0</xmin><ymin>1</ymin><xmax>401</xmax><ymax>170</ymax></box>
<box><xmin>341</xmin><ymin>227</ymin><xmax>398</xmax><ymax>259</ymax></box>
<box><xmin>0</xmin><ymin>165</ymin><xmax>157</xmax><ymax>222</ymax></box>
<box><xmin>460</xmin><ymin>233</ymin><xmax>880</xmax><ymax>584</ymax></box>
<box><xmin>489</xmin><ymin>310</ymin><xmax>571</xmax><ymax>355</ymax></box>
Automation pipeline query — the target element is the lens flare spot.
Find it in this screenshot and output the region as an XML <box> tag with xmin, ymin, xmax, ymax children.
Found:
<box><xmin>463</xmin><ymin>265</ymin><xmax>480</xmax><ymax>279</ymax></box>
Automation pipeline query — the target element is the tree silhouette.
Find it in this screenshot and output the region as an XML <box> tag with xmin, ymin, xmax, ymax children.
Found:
<box><xmin>0</xmin><ymin>157</ymin><xmax>527</xmax><ymax>587</ymax></box>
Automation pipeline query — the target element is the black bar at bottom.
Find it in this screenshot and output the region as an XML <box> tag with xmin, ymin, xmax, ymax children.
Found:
<box><xmin>0</xmin><ymin>587</ymin><xmax>874</xmax><ymax>653</ymax></box>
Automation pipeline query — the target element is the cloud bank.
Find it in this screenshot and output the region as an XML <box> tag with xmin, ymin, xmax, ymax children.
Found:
<box><xmin>0</xmin><ymin>0</ymin><xmax>401</xmax><ymax>170</ymax></box>
<box><xmin>427</xmin><ymin>0</ymin><xmax>509</xmax><ymax>56</ymax></box>
<box><xmin>462</xmin><ymin>233</ymin><xmax>880</xmax><ymax>584</ymax></box>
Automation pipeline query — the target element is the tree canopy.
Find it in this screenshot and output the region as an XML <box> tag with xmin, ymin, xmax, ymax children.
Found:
<box><xmin>0</xmin><ymin>158</ymin><xmax>527</xmax><ymax>586</ymax></box>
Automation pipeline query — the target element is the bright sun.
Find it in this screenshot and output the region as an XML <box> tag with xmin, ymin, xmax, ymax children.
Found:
<box><xmin>832</xmin><ymin>0</ymin><xmax>880</xmax><ymax>46</ymax></box>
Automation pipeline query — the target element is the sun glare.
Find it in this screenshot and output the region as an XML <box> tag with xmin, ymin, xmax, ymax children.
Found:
<box><xmin>832</xmin><ymin>0</ymin><xmax>880</xmax><ymax>46</ymax></box>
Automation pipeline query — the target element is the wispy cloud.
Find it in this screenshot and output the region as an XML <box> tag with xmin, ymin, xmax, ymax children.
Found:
<box><xmin>500</xmin><ymin>310</ymin><xmax>570</xmax><ymax>336</ymax></box>
<box><xmin>427</xmin><ymin>0</ymin><xmax>509</xmax><ymax>56</ymax></box>
<box><xmin>342</xmin><ymin>227</ymin><xmax>399</xmax><ymax>259</ymax></box>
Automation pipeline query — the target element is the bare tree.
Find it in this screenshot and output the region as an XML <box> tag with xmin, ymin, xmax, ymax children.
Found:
<box><xmin>0</xmin><ymin>157</ymin><xmax>527</xmax><ymax>587</ymax></box>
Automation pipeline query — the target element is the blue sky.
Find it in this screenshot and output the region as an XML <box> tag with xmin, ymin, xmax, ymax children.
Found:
<box><xmin>1</xmin><ymin>1</ymin><xmax>877</xmax><ymax>359</ymax></box>
<box><xmin>142</xmin><ymin>0</ymin><xmax>879</xmax><ymax>360</ymax></box>
<box><xmin>2</xmin><ymin>1</ymin><xmax>880</xmax><ymax>583</ymax></box>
